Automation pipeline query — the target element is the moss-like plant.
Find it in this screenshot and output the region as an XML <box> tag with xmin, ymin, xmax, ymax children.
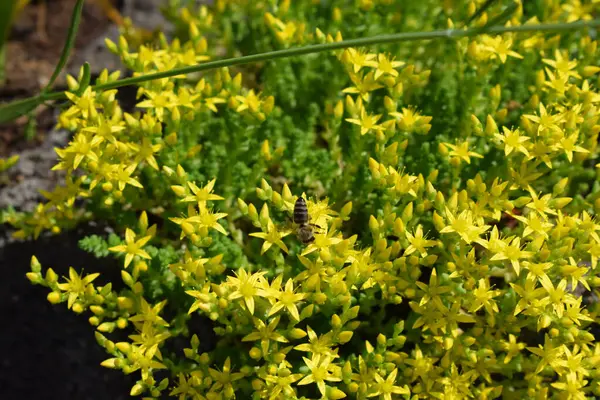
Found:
<box><xmin>2</xmin><ymin>0</ymin><xmax>600</xmax><ymax>398</ymax></box>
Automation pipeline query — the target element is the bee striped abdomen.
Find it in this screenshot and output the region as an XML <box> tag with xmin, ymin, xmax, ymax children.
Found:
<box><xmin>293</xmin><ymin>198</ymin><xmax>309</xmax><ymax>225</ymax></box>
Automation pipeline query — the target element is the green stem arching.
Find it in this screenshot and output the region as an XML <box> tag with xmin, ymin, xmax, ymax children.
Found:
<box><xmin>1</xmin><ymin>19</ymin><xmax>599</xmax><ymax>124</ymax></box>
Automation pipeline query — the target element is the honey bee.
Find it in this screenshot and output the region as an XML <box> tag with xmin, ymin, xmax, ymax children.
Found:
<box><xmin>293</xmin><ymin>197</ymin><xmax>321</xmax><ymax>244</ymax></box>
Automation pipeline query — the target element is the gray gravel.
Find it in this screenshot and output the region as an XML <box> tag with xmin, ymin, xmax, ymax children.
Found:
<box><xmin>0</xmin><ymin>0</ymin><xmax>171</xmax><ymax>215</ymax></box>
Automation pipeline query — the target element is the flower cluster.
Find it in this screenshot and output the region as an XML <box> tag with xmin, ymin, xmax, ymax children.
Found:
<box><xmin>11</xmin><ymin>0</ymin><xmax>600</xmax><ymax>399</ymax></box>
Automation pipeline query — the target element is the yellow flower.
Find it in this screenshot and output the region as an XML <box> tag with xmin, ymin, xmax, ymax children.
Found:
<box><xmin>404</xmin><ymin>225</ymin><xmax>437</xmax><ymax>257</ymax></box>
<box><xmin>480</xmin><ymin>36</ymin><xmax>523</xmax><ymax>63</ymax></box>
<box><xmin>513</xmin><ymin>211</ymin><xmax>554</xmax><ymax>239</ymax></box>
<box><xmin>389</xmin><ymin>107</ymin><xmax>432</xmax><ymax>134</ymax></box>
<box><xmin>64</xmin><ymin>86</ymin><xmax>98</xmax><ymax>120</ymax></box>
<box><xmin>169</xmin><ymin>373</ymin><xmax>205</xmax><ymax>400</ymax></box>
<box><xmin>544</xmin><ymin>68</ymin><xmax>570</xmax><ymax>96</ymax></box>
<box><xmin>227</xmin><ymin>269</ymin><xmax>268</xmax><ymax>315</ymax></box>
<box><xmin>111</xmin><ymin>164</ymin><xmax>144</xmax><ymax>192</ymax></box>
<box><xmin>523</xmin><ymin>261</ymin><xmax>553</xmax><ymax>284</ymax></box>
<box><xmin>560</xmin><ymin>257</ymin><xmax>590</xmax><ymax>292</ymax></box>
<box><xmin>468</xmin><ymin>278</ymin><xmax>500</xmax><ymax>315</ymax></box>
<box><xmin>494</xmin><ymin>126</ymin><xmax>530</xmax><ymax>157</ymax></box>
<box><xmin>235</xmin><ymin>90</ymin><xmax>261</xmax><ymax>113</ymax></box>
<box><xmin>192</xmin><ymin>205</ymin><xmax>228</xmax><ymax>236</ymax></box>
<box><xmin>267</xmin><ymin>278</ymin><xmax>307</xmax><ymax>320</ymax></box>
<box><xmin>136</xmin><ymin>90</ymin><xmax>178</xmax><ymax>121</ymax></box>
<box><xmin>204</xmin><ymin>95</ymin><xmax>226</xmax><ymax>112</ymax></box>
<box><xmin>129</xmin><ymin>138</ymin><xmax>163</xmax><ymax>170</ymax></box>
<box><xmin>554</xmin><ymin>132</ymin><xmax>589</xmax><ymax>162</ymax></box>
<box><xmin>81</xmin><ymin>114</ymin><xmax>125</xmax><ymax>144</ymax></box>
<box><xmin>539</xmin><ymin>275</ymin><xmax>573</xmax><ymax>318</ymax></box>
<box><xmin>440</xmin><ymin>207</ymin><xmax>490</xmax><ymax>244</ymax></box>
<box><xmin>489</xmin><ymin>237</ymin><xmax>533</xmax><ymax>276</ymax></box>
<box><xmin>242</xmin><ymin>316</ymin><xmax>288</xmax><ymax>355</ymax></box>
<box><xmin>345</xmin><ymin>107</ymin><xmax>385</xmax><ymax>135</ymax></box>
<box><xmin>293</xmin><ymin>325</ymin><xmax>335</xmax><ymax>355</ymax></box>
<box><xmin>208</xmin><ymin>357</ymin><xmax>245</xmax><ymax>395</ymax></box>
<box><xmin>108</xmin><ymin>228</ymin><xmax>152</xmax><ymax>268</ymax></box>
<box><xmin>58</xmin><ymin>132</ymin><xmax>100</xmax><ymax>170</ymax></box>
<box><xmin>297</xmin><ymin>353</ymin><xmax>342</xmax><ymax>396</ymax></box>
<box><xmin>249</xmin><ymin>221</ymin><xmax>291</xmax><ymax>254</ymax></box>
<box><xmin>415</xmin><ymin>268</ymin><xmax>451</xmax><ymax>310</ymax></box>
<box><xmin>443</xmin><ymin>140</ymin><xmax>484</xmax><ymax>164</ymax></box>
<box><xmin>181</xmin><ymin>178</ymin><xmax>225</xmax><ymax>208</ymax></box>
<box><xmin>56</xmin><ymin>267</ymin><xmax>100</xmax><ymax>309</ymax></box>
<box><xmin>372</xmin><ymin>53</ymin><xmax>405</xmax><ymax>80</ymax></box>
<box><xmin>342</xmin><ymin>71</ymin><xmax>384</xmax><ymax>102</ymax></box>
<box><xmin>369</xmin><ymin>368</ymin><xmax>410</xmax><ymax>400</ymax></box>
<box><xmin>542</xmin><ymin>49</ymin><xmax>581</xmax><ymax>79</ymax></box>
<box><xmin>129</xmin><ymin>298</ymin><xmax>169</xmax><ymax>327</ymax></box>
<box><xmin>345</xmin><ymin>48</ymin><xmax>377</xmax><ymax>73</ymax></box>
<box><xmin>527</xmin><ymin>334</ymin><xmax>564</xmax><ymax>374</ymax></box>
<box><xmin>523</xmin><ymin>103</ymin><xmax>564</xmax><ymax>135</ymax></box>
<box><xmin>524</xmin><ymin>187</ymin><xmax>556</xmax><ymax>218</ymax></box>
<box><xmin>501</xmin><ymin>334</ymin><xmax>525</xmax><ymax>364</ymax></box>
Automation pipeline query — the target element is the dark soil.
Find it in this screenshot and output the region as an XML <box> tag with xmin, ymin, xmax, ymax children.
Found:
<box><xmin>0</xmin><ymin>224</ymin><xmax>135</xmax><ymax>400</ymax></box>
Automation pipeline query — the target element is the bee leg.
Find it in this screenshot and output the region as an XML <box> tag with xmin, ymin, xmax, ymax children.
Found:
<box><xmin>309</xmin><ymin>223</ymin><xmax>325</xmax><ymax>233</ymax></box>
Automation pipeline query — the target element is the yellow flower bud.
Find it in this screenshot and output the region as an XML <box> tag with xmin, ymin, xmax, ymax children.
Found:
<box><xmin>71</xmin><ymin>302</ymin><xmax>84</xmax><ymax>313</ymax></box>
<box><xmin>467</xmin><ymin>1</ymin><xmax>476</xmax><ymax>16</ymax></box>
<box><xmin>26</xmin><ymin>272</ymin><xmax>41</xmax><ymax>284</ymax></box>
<box><xmin>117</xmin><ymin>296</ymin><xmax>134</xmax><ymax>310</ymax></box>
<box><xmin>249</xmin><ymin>347</ymin><xmax>261</xmax><ymax>360</ymax></box>
<box><xmin>347</xmin><ymin>382</ymin><xmax>359</xmax><ymax>393</ymax></box>
<box><xmin>248</xmin><ymin>203</ymin><xmax>259</xmax><ymax>221</ymax></box>
<box><xmin>118</xmin><ymin>35</ymin><xmax>129</xmax><ymax>52</ymax></box>
<box><xmin>289</xmin><ymin>328</ymin><xmax>307</xmax><ymax>339</ymax></box>
<box><xmin>485</xmin><ymin>114</ymin><xmax>498</xmax><ymax>136</ymax></box>
<box><xmin>369</xmin><ymin>215</ymin><xmax>380</xmax><ymax>237</ymax></box>
<box><xmin>539</xmin><ymin>314</ymin><xmax>552</xmax><ymax>330</ymax></box>
<box><xmin>552</xmin><ymin>197</ymin><xmax>572</xmax><ymax>209</ymax></box>
<box><xmin>47</xmin><ymin>291</ymin><xmax>61</xmax><ymax>304</ymax></box>
<box><xmin>401</xmin><ymin>202</ymin><xmax>413</xmax><ymax>222</ymax></box>
<box><xmin>90</xmin><ymin>305</ymin><xmax>104</xmax><ymax>316</ymax></box>
<box><xmin>116</xmin><ymin>342</ymin><xmax>131</xmax><ymax>353</ymax></box>
<box><xmin>328</xmin><ymin>388</ymin><xmax>347</xmax><ymax>400</ymax></box>
<box><xmin>553</xmin><ymin>178</ymin><xmax>568</xmax><ymax>195</ymax></box>
<box><xmin>130</xmin><ymin>383</ymin><xmax>144</xmax><ymax>397</ymax></box>
<box><xmin>313</xmin><ymin>292</ymin><xmax>327</xmax><ymax>304</ymax></box>
<box><xmin>133</xmin><ymin>282</ymin><xmax>143</xmax><ymax>294</ymax></box>
<box><xmin>470</xmin><ymin>114</ymin><xmax>483</xmax><ymax>136</ymax></box>
<box><xmin>260</xmin><ymin>140</ymin><xmax>271</xmax><ymax>161</ymax></box>
<box><xmin>30</xmin><ymin>256</ymin><xmax>42</xmax><ymax>272</ymax></box>
<box><xmin>438</xmin><ymin>142</ymin><xmax>449</xmax><ymax>156</ymax></box>
<box><xmin>320</xmin><ymin>248</ymin><xmax>332</xmax><ymax>262</ymax></box>
<box><xmin>583</xmin><ymin>66</ymin><xmax>600</xmax><ymax>77</ymax></box>
<box><xmin>121</xmin><ymin>270</ymin><xmax>134</xmax><ymax>287</ymax></box>
<box><xmin>97</xmin><ymin>322</ymin><xmax>115</xmax><ymax>332</ymax></box>
<box><xmin>339</xmin><ymin>201</ymin><xmax>352</xmax><ymax>219</ymax></box>
<box><xmin>332</xmin><ymin>7</ymin><xmax>342</xmax><ymax>22</ymax></box>
<box><xmin>100</xmin><ymin>358</ymin><xmax>119</xmax><ymax>368</ymax></box>
<box><xmin>259</xmin><ymin>204</ymin><xmax>270</xmax><ymax>226</ymax></box>
<box><xmin>116</xmin><ymin>318</ymin><xmax>128</xmax><ymax>329</ymax></box>
<box><xmin>338</xmin><ymin>331</ymin><xmax>353</xmax><ymax>344</ymax></box>
<box><xmin>495</xmin><ymin>108</ymin><xmax>508</xmax><ymax>123</ymax></box>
